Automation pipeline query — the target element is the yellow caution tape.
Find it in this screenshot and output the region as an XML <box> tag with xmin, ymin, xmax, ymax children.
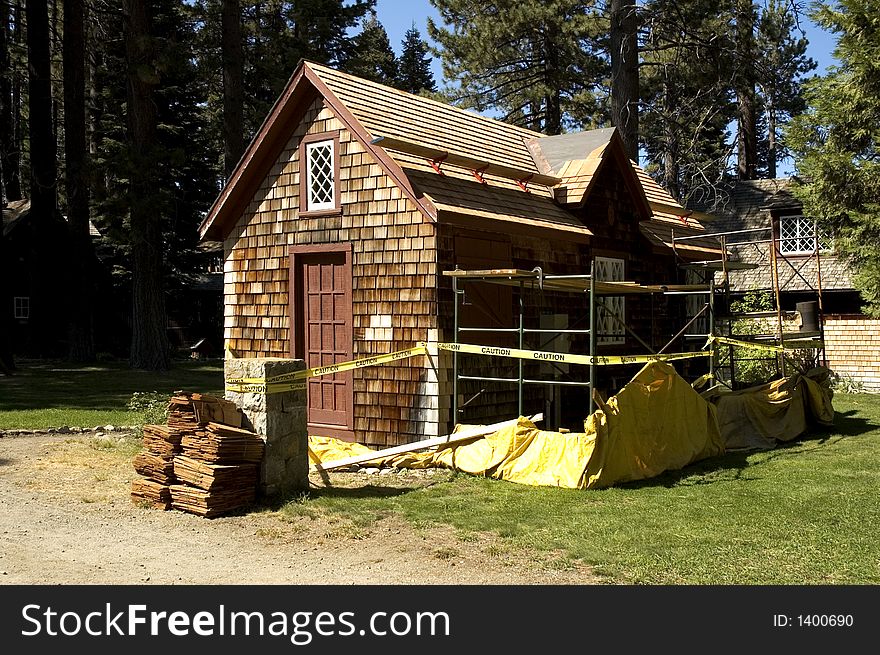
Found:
<box><xmin>225</xmin><ymin>344</ymin><xmax>429</xmax><ymax>392</ymax></box>
<box><xmin>429</xmin><ymin>341</ymin><xmax>710</xmax><ymax>366</ymax></box>
<box><xmin>225</xmin><ymin>381</ymin><xmax>307</xmax><ymax>394</ymax></box>
<box><xmin>225</xmin><ymin>341</ymin><xmax>713</xmax><ymax>394</ymax></box>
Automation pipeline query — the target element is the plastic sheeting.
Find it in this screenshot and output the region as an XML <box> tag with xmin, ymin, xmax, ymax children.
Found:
<box><xmin>308</xmin><ymin>363</ymin><xmax>835</xmax><ymax>490</ymax></box>
<box><xmin>705</xmin><ymin>367</ymin><xmax>834</xmax><ymax>451</ymax></box>
<box><xmin>309</xmin><ymin>360</ymin><xmax>726</xmax><ymax>489</ymax></box>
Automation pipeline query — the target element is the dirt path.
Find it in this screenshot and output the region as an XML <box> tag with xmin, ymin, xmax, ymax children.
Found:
<box><xmin>0</xmin><ymin>433</ymin><xmax>599</xmax><ymax>585</ymax></box>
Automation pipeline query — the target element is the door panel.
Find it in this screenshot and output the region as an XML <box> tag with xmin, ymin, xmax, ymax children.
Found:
<box><xmin>291</xmin><ymin>246</ymin><xmax>353</xmax><ymax>438</ymax></box>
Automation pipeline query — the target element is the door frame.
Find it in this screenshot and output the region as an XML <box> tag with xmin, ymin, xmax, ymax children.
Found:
<box><xmin>289</xmin><ymin>242</ymin><xmax>355</xmax><ymax>440</ymax></box>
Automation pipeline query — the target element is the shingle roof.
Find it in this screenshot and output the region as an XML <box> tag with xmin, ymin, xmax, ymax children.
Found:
<box><xmin>697</xmin><ymin>179</ymin><xmax>852</xmax><ymax>292</ymax></box>
<box><xmin>309</xmin><ymin>62</ymin><xmax>543</xmax><ymax>175</ymax></box>
<box><xmin>199</xmin><ymin>61</ymin><xmax>720</xmax><ymax>260</ymax></box>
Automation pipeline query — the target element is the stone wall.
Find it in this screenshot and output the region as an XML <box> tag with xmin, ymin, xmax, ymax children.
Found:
<box><xmin>224</xmin><ymin>358</ymin><xmax>309</xmax><ymax>496</ymax></box>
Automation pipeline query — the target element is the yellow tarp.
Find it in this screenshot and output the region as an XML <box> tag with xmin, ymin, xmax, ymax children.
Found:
<box><xmin>308</xmin><ymin>363</ymin><xmax>834</xmax><ymax>490</ymax></box>
<box><xmin>706</xmin><ymin>367</ymin><xmax>834</xmax><ymax>451</ymax></box>
<box><xmin>309</xmin><ymin>360</ymin><xmax>727</xmax><ymax>489</ymax></box>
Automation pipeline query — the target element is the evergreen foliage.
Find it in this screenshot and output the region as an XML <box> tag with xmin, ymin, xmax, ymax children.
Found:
<box><xmin>344</xmin><ymin>11</ymin><xmax>398</xmax><ymax>85</ymax></box>
<box><xmin>787</xmin><ymin>0</ymin><xmax>880</xmax><ymax>317</ymax></box>
<box><xmin>640</xmin><ymin>0</ymin><xmax>737</xmax><ymax>203</ymax></box>
<box><xmin>397</xmin><ymin>23</ymin><xmax>436</xmax><ymax>94</ymax></box>
<box><xmin>755</xmin><ymin>0</ymin><xmax>816</xmax><ymax>178</ymax></box>
<box><xmin>397</xmin><ymin>23</ymin><xmax>437</xmax><ymax>93</ymax></box>
<box><xmin>427</xmin><ymin>0</ymin><xmax>608</xmax><ymax>134</ymax></box>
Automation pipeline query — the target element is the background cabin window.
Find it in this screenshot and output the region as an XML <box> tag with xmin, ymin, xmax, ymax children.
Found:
<box><xmin>779</xmin><ymin>215</ymin><xmax>830</xmax><ymax>255</ymax></box>
<box><xmin>595</xmin><ymin>256</ymin><xmax>625</xmax><ymax>345</ymax></box>
<box><xmin>13</xmin><ymin>296</ymin><xmax>29</xmax><ymax>319</ymax></box>
<box><xmin>685</xmin><ymin>269</ymin><xmax>709</xmax><ymax>335</ymax></box>
<box><xmin>305</xmin><ymin>139</ymin><xmax>335</xmax><ymax>211</ymax></box>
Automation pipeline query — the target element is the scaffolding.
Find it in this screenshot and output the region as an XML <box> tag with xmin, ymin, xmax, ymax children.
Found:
<box><xmin>673</xmin><ymin>220</ymin><xmax>827</xmax><ymax>388</ymax></box>
<box><xmin>444</xmin><ymin>262</ymin><xmax>715</xmax><ymax>424</ymax></box>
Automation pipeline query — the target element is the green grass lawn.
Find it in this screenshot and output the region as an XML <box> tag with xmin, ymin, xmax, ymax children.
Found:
<box><xmin>0</xmin><ymin>359</ymin><xmax>224</xmax><ymax>429</ymax></box>
<box><xmin>292</xmin><ymin>393</ymin><xmax>880</xmax><ymax>584</ymax></box>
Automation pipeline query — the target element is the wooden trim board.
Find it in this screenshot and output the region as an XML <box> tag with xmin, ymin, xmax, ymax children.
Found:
<box><xmin>310</xmin><ymin>414</ymin><xmax>543</xmax><ymax>472</ymax></box>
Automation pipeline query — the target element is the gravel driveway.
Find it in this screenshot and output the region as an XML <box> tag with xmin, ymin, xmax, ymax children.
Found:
<box><xmin>0</xmin><ymin>433</ymin><xmax>598</xmax><ymax>585</ymax></box>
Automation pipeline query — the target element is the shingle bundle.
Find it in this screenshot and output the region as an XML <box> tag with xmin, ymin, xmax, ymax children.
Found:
<box><xmin>132</xmin><ymin>391</ymin><xmax>261</xmax><ymax>518</ymax></box>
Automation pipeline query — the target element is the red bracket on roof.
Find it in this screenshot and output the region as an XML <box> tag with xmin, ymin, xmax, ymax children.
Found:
<box><xmin>472</xmin><ymin>165</ymin><xmax>488</xmax><ymax>184</ymax></box>
<box><xmin>428</xmin><ymin>153</ymin><xmax>448</xmax><ymax>176</ymax></box>
<box><xmin>678</xmin><ymin>211</ymin><xmax>693</xmax><ymax>226</ymax></box>
<box><xmin>516</xmin><ymin>174</ymin><xmax>534</xmax><ymax>193</ymax></box>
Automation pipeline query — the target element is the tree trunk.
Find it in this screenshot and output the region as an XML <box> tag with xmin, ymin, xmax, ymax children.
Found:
<box><xmin>26</xmin><ymin>0</ymin><xmax>67</xmax><ymax>357</ymax></box>
<box><xmin>662</xmin><ymin>78</ymin><xmax>680</xmax><ymax>201</ymax></box>
<box><xmin>610</xmin><ymin>0</ymin><xmax>639</xmax><ymax>162</ymax></box>
<box><xmin>125</xmin><ymin>0</ymin><xmax>169</xmax><ymax>371</ymax></box>
<box><xmin>26</xmin><ymin>0</ymin><xmax>57</xmax><ymax>217</ymax></box>
<box><xmin>766</xmin><ymin>99</ymin><xmax>777</xmax><ymax>179</ymax></box>
<box><xmin>222</xmin><ymin>0</ymin><xmax>244</xmax><ymax>180</ymax></box>
<box><xmin>542</xmin><ymin>26</ymin><xmax>561</xmax><ymax>135</ymax></box>
<box><xmin>735</xmin><ymin>0</ymin><xmax>757</xmax><ymax>180</ymax></box>
<box><xmin>8</xmin><ymin>0</ymin><xmax>22</xmax><ymax>200</ymax></box>
<box><xmin>63</xmin><ymin>0</ymin><xmax>95</xmax><ymax>362</ymax></box>
<box><xmin>1</xmin><ymin>0</ymin><xmax>13</xmax><ymax>203</ymax></box>
<box><xmin>0</xmin><ymin>1</ymin><xmax>12</xmax><ymax>373</ymax></box>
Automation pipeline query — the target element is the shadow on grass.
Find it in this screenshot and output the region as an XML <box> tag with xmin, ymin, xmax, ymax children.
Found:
<box><xmin>825</xmin><ymin>409</ymin><xmax>879</xmax><ymax>438</ymax></box>
<box><xmin>254</xmin><ymin>483</ymin><xmax>418</xmax><ymax>512</ymax></box>
<box><xmin>617</xmin><ymin>411</ymin><xmax>876</xmax><ymax>491</ymax></box>
<box><xmin>0</xmin><ymin>359</ymin><xmax>224</xmax><ymax>412</ymax></box>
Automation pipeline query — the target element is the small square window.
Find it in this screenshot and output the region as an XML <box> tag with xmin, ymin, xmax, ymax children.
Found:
<box><xmin>779</xmin><ymin>215</ymin><xmax>831</xmax><ymax>255</ymax></box>
<box><xmin>14</xmin><ymin>296</ymin><xmax>29</xmax><ymax>320</ymax></box>
<box><xmin>305</xmin><ymin>139</ymin><xmax>336</xmax><ymax>211</ymax></box>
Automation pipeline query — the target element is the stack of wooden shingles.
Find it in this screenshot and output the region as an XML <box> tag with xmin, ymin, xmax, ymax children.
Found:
<box><xmin>130</xmin><ymin>392</ymin><xmax>264</xmax><ymax>518</ymax></box>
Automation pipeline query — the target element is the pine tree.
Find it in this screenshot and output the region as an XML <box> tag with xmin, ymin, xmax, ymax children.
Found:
<box><xmin>428</xmin><ymin>0</ymin><xmax>607</xmax><ymax>135</ymax></box>
<box><xmin>344</xmin><ymin>12</ymin><xmax>398</xmax><ymax>84</ymax></box>
<box><xmin>397</xmin><ymin>23</ymin><xmax>435</xmax><ymax>94</ymax></box>
<box><xmin>221</xmin><ymin>0</ymin><xmax>244</xmax><ymax>179</ymax></box>
<box><xmin>788</xmin><ymin>0</ymin><xmax>880</xmax><ymax>316</ymax></box>
<box><xmin>124</xmin><ymin>0</ymin><xmax>170</xmax><ymax>370</ymax></box>
<box><xmin>734</xmin><ymin>0</ymin><xmax>758</xmax><ymax>180</ymax></box>
<box><xmin>610</xmin><ymin>0</ymin><xmax>639</xmax><ymax>161</ymax></box>
<box><xmin>244</xmin><ymin>0</ymin><xmax>372</xmax><ymax>138</ymax></box>
<box><xmin>63</xmin><ymin>0</ymin><xmax>96</xmax><ymax>362</ymax></box>
<box><xmin>640</xmin><ymin>0</ymin><xmax>737</xmax><ymax>203</ymax></box>
<box><xmin>755</xmin><ymin>0</ymin><xmax>816</xmax><ymax>178</ymax></box>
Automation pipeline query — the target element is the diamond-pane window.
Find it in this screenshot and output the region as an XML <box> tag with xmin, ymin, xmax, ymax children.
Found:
<box><xmin>779</xmin><ymin>215</ymin><xmax>830</xmax><ymax>255</ymax></box>
<box><xmin>595</xmin><ymin>257</ymin><xmax>625</xmax><ymax>345</ymax></box>
<box><xmin>306</xmin><ymin>140</ymin><xmax>335</xmax><ymax>211</ymax></box>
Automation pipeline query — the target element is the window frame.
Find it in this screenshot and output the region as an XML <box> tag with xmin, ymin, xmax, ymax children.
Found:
<box><xmin>299</xmin><ymin>131</ymin><xmax>341</xmax><ymax>216</ymax></box>
<box><xmin>594</xmin><ymin>256</ymin><xmax>626</xmax><ymax>346</ymax></box>
<box><xmin>13</xmin><ymin>296</ymin><xmax>29</xmax><ymax>320</ymax></box>
<box><xmin>778</xmin><ymin>214</ymin><xmax>831</xmax><ymax>256</ymax></box>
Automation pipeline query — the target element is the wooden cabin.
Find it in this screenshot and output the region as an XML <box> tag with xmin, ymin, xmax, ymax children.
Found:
<box><xmin>199</xmin><ymin>60</ymin><xmax>722</xmax><ymax>446</ymax></box>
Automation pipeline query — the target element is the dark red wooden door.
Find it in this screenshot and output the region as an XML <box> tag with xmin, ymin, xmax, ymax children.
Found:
<box><xmin>294</xmin><ymin>248</ymin><xmax>353</xmax><ymax>437</ymax></box>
